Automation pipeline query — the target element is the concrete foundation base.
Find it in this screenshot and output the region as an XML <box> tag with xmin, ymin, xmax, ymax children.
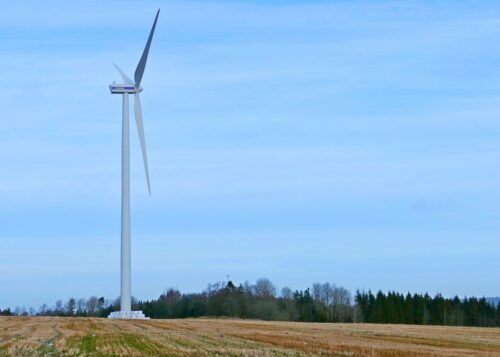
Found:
<box><xmin>108</xmin><ymin>310</ymin><xmax>149</xmax><ymax>319</ymax></box>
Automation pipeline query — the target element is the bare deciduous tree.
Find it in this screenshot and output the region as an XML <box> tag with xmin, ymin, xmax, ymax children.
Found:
<box><xmin>254</xmin><ymin>278</ymin><xmax>276</xmax><ymax>299</ymax></box>
<box><xmin>281</xmin><ymin>287</ymin><xmax>293</xmax><ymax>299</ymax></box>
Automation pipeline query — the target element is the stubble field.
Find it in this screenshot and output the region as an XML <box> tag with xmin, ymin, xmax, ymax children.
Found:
<box><xmin>1</xmin><ymin>316</ymin><xmax>500</xmax><ymax>356</ymax></box>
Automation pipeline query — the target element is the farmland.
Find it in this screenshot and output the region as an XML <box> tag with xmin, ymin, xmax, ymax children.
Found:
<box><xmin>1</xmin><ymin>316</ymin><xmax>500</xmax><ymax>356</ymax></box>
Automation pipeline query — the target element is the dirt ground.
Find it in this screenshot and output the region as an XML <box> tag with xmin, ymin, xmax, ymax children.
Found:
<box><xmin>1</xmin><ymin>316</ymin><xmax>500</xmax><ymax>356</ymax></box>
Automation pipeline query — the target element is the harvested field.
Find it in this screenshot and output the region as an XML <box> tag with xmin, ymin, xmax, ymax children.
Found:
<box><xmin>1</xmin><ymin>316</ymin><xmax>499</xmax><ymax>356</ymax></box>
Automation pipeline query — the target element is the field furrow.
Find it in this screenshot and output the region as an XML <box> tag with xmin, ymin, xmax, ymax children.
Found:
<box><xmin>1</xmin><ymin>317</ymin><xmax>499</xmax><ymax>356</ymax></box>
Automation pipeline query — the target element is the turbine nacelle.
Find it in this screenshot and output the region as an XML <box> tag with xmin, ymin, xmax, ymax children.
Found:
<box><xmin>109</xmin><ymin>83</ymin><xmax>143</xmax><ymax>94</ymax></box>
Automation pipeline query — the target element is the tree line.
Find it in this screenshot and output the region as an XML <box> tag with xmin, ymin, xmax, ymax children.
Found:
<box><xmin>138</xmin><ymin>280</ymin><xmax>352</xmax><ymax>322</ymax></box>
<box><xmin>2</xmin><ymin>278</ymin><xmax>499</xmax><ymax>327</ymax></box>
<box><xmin>355</xmin><ymin>290</ymin><xmax>499</xmax><ymax>326</ymax></box>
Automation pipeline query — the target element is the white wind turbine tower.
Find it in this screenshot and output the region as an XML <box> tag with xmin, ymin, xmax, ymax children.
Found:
<box><xmin>108</xmin><ymin>9</ymin><xmax>159</xmax><ymax>320</ymax></box>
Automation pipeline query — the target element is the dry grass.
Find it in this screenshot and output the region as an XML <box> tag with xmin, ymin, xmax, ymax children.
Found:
<box><xmin>1</xmin><ymin>316</ymin><xmax>500</xmax><ymax>356</ymax></box>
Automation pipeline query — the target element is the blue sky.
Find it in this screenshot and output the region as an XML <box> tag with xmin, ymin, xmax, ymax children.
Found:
<box><xmin>1</xmin><ymin>0</ymin><xmax>500</xmax><ymax>309</ymax></box>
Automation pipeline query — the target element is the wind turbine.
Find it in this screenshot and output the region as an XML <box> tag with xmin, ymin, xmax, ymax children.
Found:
<box><xmin>108</xmin><ymin>9</ymin><xmax>159</xmax><ymax>320</ymax></box>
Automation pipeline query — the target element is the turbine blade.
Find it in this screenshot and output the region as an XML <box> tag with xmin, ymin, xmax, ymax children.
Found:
<box><xmin>134</xmin><ymin>9</ymin><xmax>160</xmax><ymax>87</ymax></box>
<box><xmin>113</xmin><ymin>63</ymin><xmax>133</xmax><ymax>84</ymax></box>
<box><xmin>134</xmin><ymin>92</ymin><xmax>151</xmax><ymax>195</ymax></box>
